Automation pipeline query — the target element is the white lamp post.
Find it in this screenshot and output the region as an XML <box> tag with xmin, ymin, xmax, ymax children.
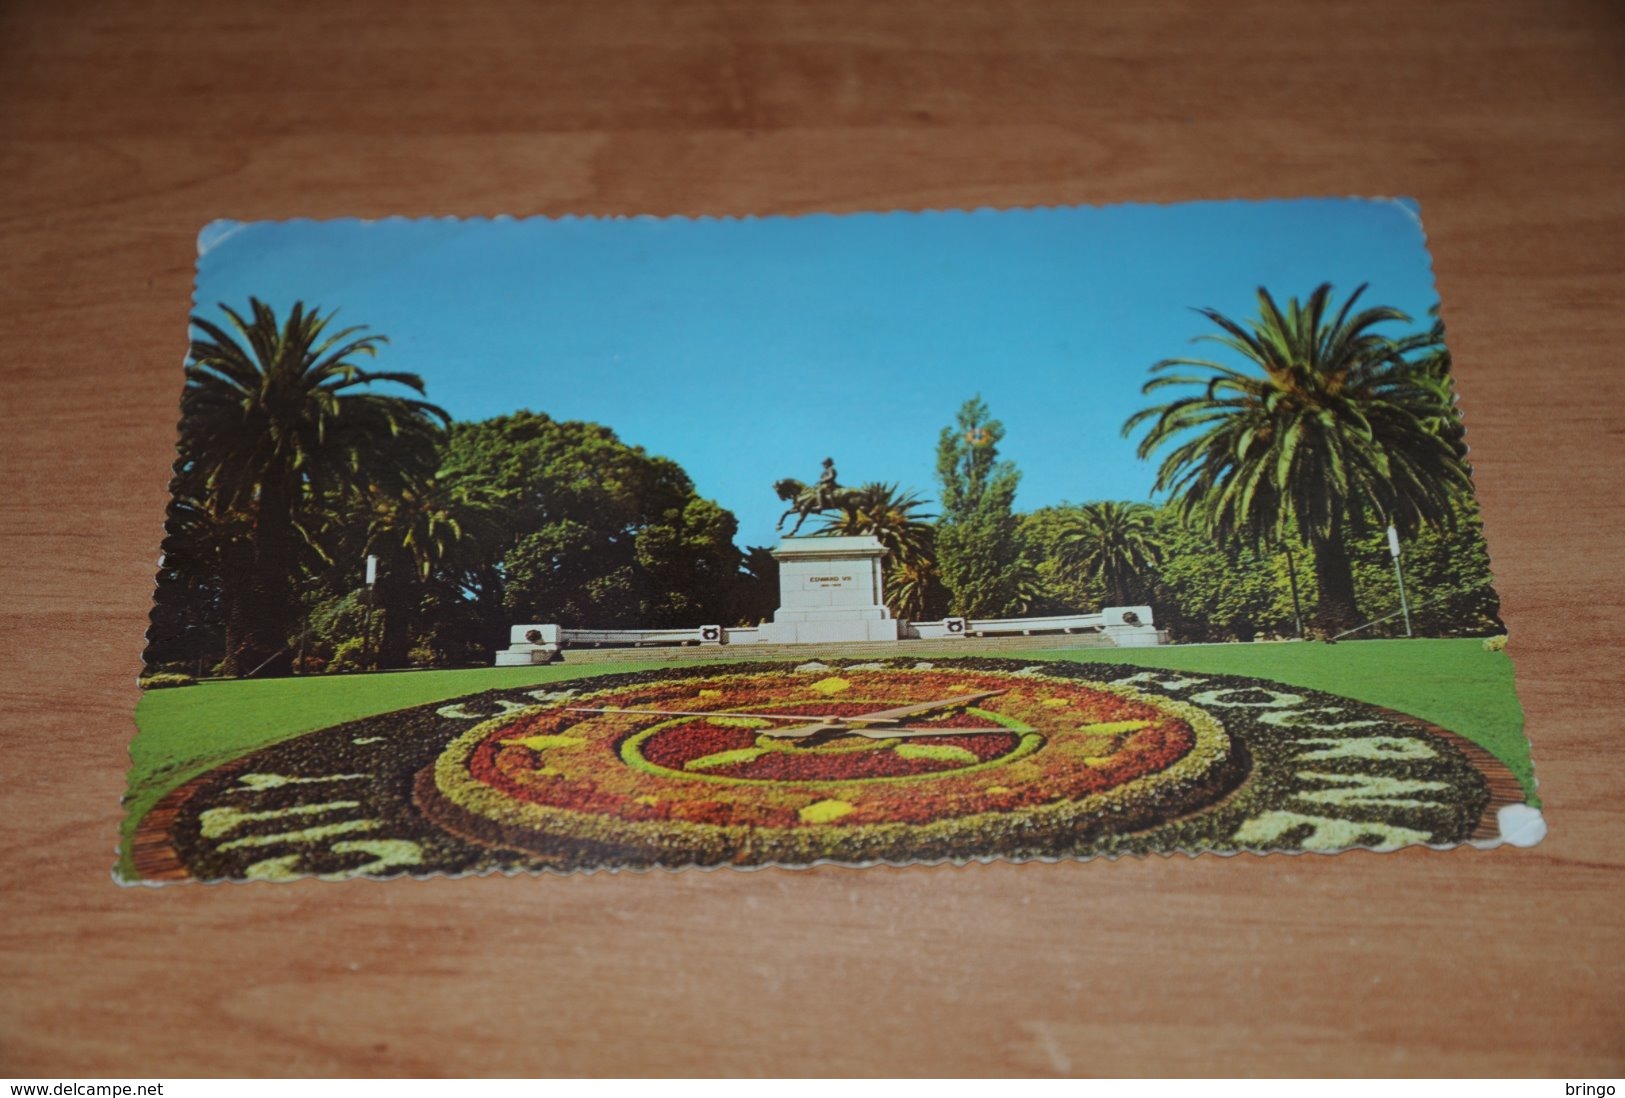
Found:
<box><xmin>1387</xmin><ymin>525</ymin><xmax>1412</xmax><ymax>638</ymax></box>
<box><xmin>362</xmin><ymin>554</ymin><xmax>378</xmax><ymax>669</ymax></box>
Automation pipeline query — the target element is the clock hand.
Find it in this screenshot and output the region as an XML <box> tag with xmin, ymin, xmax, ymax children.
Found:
<box><xmin>763</xmin><ymin>722</ymin><xmax>1011</xmax><ymax>741</ymax></box>
<box><xmin>566</xmin><ymin>706</ymin><xmax>858</xmax><ymax>723</ymax></box>
<box><xmin>838</xmin><ymin>724</ymin><xmax>1013</xmax><ymax>740</ymax></box>
<box><xmin>836</xmin><ymin>690</ymin><xmax>1009</xmax><ymax>723</ymax></box>
<box><xmin>566</xmin><ymin>705</ymin><xmax>868</xmax><ymax>741</ymax></box>
<box><xmin>757</xmin><ymin>690</ymin><xmax>1011</xmax><ymax>739</ymax></box>
<box><xmin>569</xmin><ymin>690</ymin><xmax>1012</xmax><ymax>741</ymax></box>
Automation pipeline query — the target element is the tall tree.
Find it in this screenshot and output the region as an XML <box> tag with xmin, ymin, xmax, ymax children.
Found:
<box><xmin>1056</xmin><ymin>501</ymin><xmax>1163</xmax><ymax>608</ymax></box>
<box><xmin>730</xmin><ymin>546</ymin><xmax>783</xmax><ymax>626</ymax></box>
<box><xmin>1123</xmin><ymin>284</ymin><xmax>1471</xmax><ymax>634</ymax></box>
<box><xmin>1147</xmin><ymin>505</ymin><xmax>1299</xmax><ymax>642</ymax></box>
<box><xmin>179</xmin><ymin>299</ymin><xmax>447</xmax><ymax>676</ymax></box>
<box><xmin>439</xmin><ymin>411</ymin><xmax>743</xmax><ymax>630</ymax></box>
<box><xmin>1017</xmin><ymin>506</ymin><xmax>1103</xmax><ymax>614</ymax></box>
<box><xmin>934</xmin><ymin>396</ymin><xmax>1027</xmax><ymax>618</ymax></box>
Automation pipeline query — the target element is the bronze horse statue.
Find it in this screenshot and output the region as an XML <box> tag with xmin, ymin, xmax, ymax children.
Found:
<box><xmin>774</xmin><ymin>477</ymin><xmax>860</xmax><ymax>536</ymax></box>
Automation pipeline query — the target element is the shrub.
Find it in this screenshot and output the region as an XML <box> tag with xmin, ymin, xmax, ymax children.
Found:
<box><xmin>1483</xmin><ymin>634</ymin><xmax>1509</xmax><ymax>653</ymax></box>
<box><xmin>328</xmin><ymin>638</ymin><xmax>369</xmax><ymax>673</ymax></box>
<box><xmin>149</xmin><ymin>660</ymin><xmax>198</xmax><ymax>676</ymax></box>
<box><xmin>139</xmin><ymin>672</ymin><xmax>196</xmax><ymax>690</ymax></box>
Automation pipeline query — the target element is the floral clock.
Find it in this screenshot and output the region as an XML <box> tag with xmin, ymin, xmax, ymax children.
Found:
<box><xmin>130</xmin><ymin>658</ymin><xmax>1527</xmax><ymax>883</ymax></box>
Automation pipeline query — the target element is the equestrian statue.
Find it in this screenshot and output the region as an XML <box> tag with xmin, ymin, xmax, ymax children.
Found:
<box><xmin>774</xmin><ymin>457</ymin><xmax>860</xmax><ymax>536</ymax></box>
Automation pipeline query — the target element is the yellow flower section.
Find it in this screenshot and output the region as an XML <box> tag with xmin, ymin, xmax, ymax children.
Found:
<box><xmin>707</xmin><ymin>716</ymin><xmax>774</xmax><ymax>729</ymax></box>
<box><xmin>800</xmin><ymin>799</ymin><xmax>857</xmax><ymax>823</ymax></box>
<box><xmin>894</xmin><ymin>743</ymin><xmax>980</xmax><ymax>764</ymax></box>
<box><xmin>502</xmin><ymin>733</ymin><xmax>586</xmax><ymax>751</ymax></box>
<box><xmin>685</xmin><ymin>747</ymin><xmax>773</xmax><ymax>771</ymax></box>
<box><xmin>1077</xmin><ymin>720</ymin><xmax>1152</xmax><ymax>735</ymax></box>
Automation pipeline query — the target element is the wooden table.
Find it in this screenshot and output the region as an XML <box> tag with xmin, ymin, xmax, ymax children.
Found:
<box><xmin>2</xmin><ymin>0</ymin><xmax>1621</xmax><ymax>1077</ymax></box>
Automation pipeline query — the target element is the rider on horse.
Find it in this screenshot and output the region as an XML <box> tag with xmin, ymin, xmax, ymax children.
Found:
<box><xmin>775</xmin><ymin>458</ymin><xmax>849</xmax><ymax>536</ymax></box>
<box><xmin>813</xmin><ymin>457</ymin><xmax>838</xmax><ymax>510</ymax></box>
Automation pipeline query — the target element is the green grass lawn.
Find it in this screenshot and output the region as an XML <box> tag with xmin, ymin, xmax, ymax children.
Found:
<box><xmin>124</xmin><ymin>638</ymin><xmax>1531</xmax><ymax>875</ymax></box>
<box><xmin>1027</xmin><ymin>640</ymin><xmax>1531</xmax><ymax>794</ymax></box>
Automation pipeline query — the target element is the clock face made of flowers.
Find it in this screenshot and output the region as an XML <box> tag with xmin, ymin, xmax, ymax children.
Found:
<box><xmin>131</xmin><ymin>658</ymin><xmax>1528</xmax><ymax>883</ymax></box>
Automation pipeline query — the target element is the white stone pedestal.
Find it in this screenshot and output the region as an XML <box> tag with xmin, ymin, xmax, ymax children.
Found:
<box><xmin>756</xmin><ymin>535</ymin><xmax>901</xmax><ymax>644</ymax></box>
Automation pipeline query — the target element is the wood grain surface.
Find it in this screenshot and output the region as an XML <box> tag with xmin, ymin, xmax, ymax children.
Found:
<box><xmin>2</xmin><ymin>0</ymin><xmax>1621</xmax><ymax>1078</ymax></box>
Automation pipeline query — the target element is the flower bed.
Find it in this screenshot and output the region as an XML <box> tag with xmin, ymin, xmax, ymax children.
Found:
<box><xmin>425</xmin><ymin>665</ymin><xmax>1238</xmax><ymax>866</ymax></box>
<box><xmin>132</xmin><ymin>656</ymin><xmax>1507</xmax><ymax>882</ymax></box>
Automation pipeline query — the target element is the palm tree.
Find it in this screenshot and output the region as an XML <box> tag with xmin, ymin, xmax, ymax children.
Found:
<box><xmin>818</xmin><ymin>482</ymin><xmax>935</xmax><ymax>561</ymax></box>
<box><xmin>1123</xmin><ymin>284</ymin><xmax>1471</xmax><ymax>633</ymax></box>
<box><xmin>817</xmin><ymin>482</ymin><xmax>938</xmax><ymax>617</ymax></box>
<box><xmin>1005</xmin><ymin>556</ymin><xmax>1045</xmax><ymax>617</ymax></box>
<box><xmin>1410</xmin><ymin>305</ymin><xmax>1467</xmax><ymax>460</ymax></box>
<box><xmin>884</xmin><ymin>557</ymin><xmax>933</xmax><ymax>621</ymax></box>
<box><xmin>181</xmin><ymin>299</ymin><xmax>448</xmax><ymax>676</ymax></box>
<box><xmin>359</xmin><ymin>472</ymin><xmax>506</xmax><ymax>668</ymax></box>
<box><xmin>1056</xmin><ymin>501</ymin><xmax>1162</xmax><ymax>608</ymax></box>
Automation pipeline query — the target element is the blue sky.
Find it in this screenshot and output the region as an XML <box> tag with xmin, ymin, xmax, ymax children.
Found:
<box><xmin>193</xmin><ymin>199</ymin><xmax>1443</xmax><ymax>548</ymax></box>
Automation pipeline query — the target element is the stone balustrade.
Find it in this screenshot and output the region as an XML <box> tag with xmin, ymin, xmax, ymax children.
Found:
<box><xmin>493</xmin><ymin>605</ymin><xmax>1161</xmax><ymax>665</ymax></box>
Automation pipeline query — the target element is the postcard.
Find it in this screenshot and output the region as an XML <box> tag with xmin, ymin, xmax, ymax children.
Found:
<box><xmin>126</xmin><ymin>201</ymin><xmax>1539</xmax><ymax>883</ymax></box>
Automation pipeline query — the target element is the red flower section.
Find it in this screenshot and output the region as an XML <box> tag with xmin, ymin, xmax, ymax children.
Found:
<box><xmin>639</xmin><ymin>723</ymin><xmax>756</xmax><ymax>771</ymax></box>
